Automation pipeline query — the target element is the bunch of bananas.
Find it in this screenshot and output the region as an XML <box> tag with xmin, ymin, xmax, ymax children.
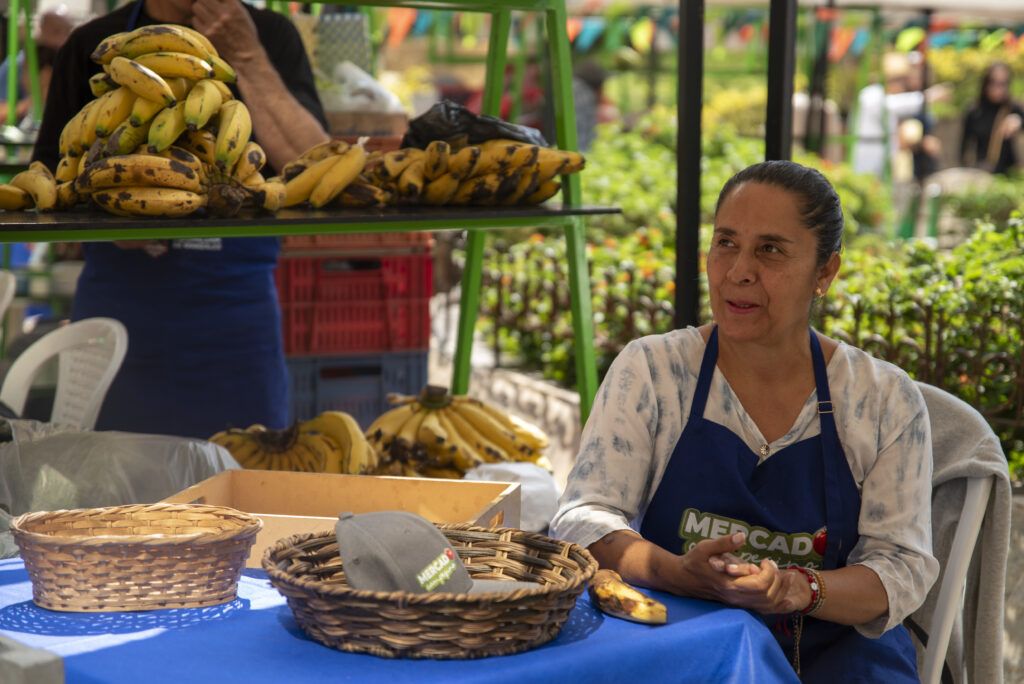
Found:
<box><xmin>359</xmin><ymin>138</ymin><xmax>585</xmax><ymax>208</ymax></box>
<box><xmin>46</xmin><ymin>24</ymin><xmax>283</xmax><ymax>217</ymax></box>
<box><xmin>0</xmin><ymin>162</ymin><xmax>60</xmax><ymax>211</ymax></box>
<box><xmin>209</xmin><ymin>410</ymin><xmax>378</xmax><ymax>475</ymax></box>
<box><xmin>365</xmin><ymin>386</ymin><xmax>550</xmax><ymax>479</ymax></box>
<box><xmin>278</xmin><ymin>138</ymin><xmax>376</xmax><ymax>209</ymax></box>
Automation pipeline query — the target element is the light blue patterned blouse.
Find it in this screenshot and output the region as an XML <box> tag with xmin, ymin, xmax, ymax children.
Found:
<box><xmin>551</xmin><ymin>327</ymin><xmax>939</xmax><ymax>637</ymax></box>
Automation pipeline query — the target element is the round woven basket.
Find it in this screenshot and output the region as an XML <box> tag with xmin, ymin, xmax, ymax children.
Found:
<box><xmin>11</xmin><ymin>503</ymin><xmax>262</xmax><ymax>612</ymax></box>
<box><xmin>263</xmin><ymin>523</ymin><xmax>598</xmax><ymax>659</ymax></box>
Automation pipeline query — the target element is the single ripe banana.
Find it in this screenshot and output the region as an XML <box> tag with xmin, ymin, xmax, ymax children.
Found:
<box><xmin>108</xmin><ymin>56</ymin><xmax>176</xmax><ymax>107</ymax></box>
<box><xmin>104</xmin><ymin>119</ymin><xmax>153</xmax><ymax>156</ymax></box>
<box><xmin>92</xmin><ymin>186</ymin><xmax>206</xmax><ymax>217</ymax></box>
<box><xmin>79</xmin><ymin>96</ymin><xmax>106</xmax><ymax>152</ymax></box>
<box><xmin>55</xmin><ymin>155</ymin><xmax>78</xmax><ymax>183</ymax></box>
<box><xmin>338</xmin><ymin>182</ymin><xmax>390</xmax><ymax>208</ymax></box>
<box><xmin>83</xmin><ymin>153</ymin><xmax>204</xmax><ymax>193</ymax></box>
<box><xmin>423</xmin><ymin>140</ymin><xmax>450</xmax><ymax>181</ymax></box>
<box><xmin>10</xmin><ymin>162</ymin><xmax>58</xmax><ymax>211</ymax></box>
<box><xmin>184</xmin><ymin>79</ymin><xmax>223</xmax><ymax>131</ymax></box>
<box><xmin>281</xmin><ymin>155</ymin><xmax>338</xmax><ymax>208</ymax></box>
<box><xmin>308</xmin><ymin>143</ymin><xmax>367</xmax><ymax>208</ymax></box>
<box><xmin>447</xmin><ymin>145</ymin><xmax>481</xmax><ymax>181</ymax></box>
<box><xmin>178</xmin><ymin>127</ymin><xmax>218</xmax><ymax>165</ymax></box>
<box><xmin>207</xmin><ymin>53</ymin><xmax>237</xmax><ymax>83</ymax></box>
<box><xmin>134</xmin><ymin>51</ymin><xmax>214</xmax><ymax>81</ymax></box>
<box><xmin>397</xmin><ymin>159</ymin><xmax>425</xmax><ymax>202</ymax></box>
<box><xmin>526</xmin><ymin>179</ymin><xmax>561</xmax><ymax>205</ymax></box>
<box><xmin>214</xmin><ymin>100</ymin><xmax>252</xmax><ymax>170</ymax></box>
<box><xmin>59</xmin><ymin>104</ymin><xmax>90</xmax><ymax>157</ymax></box>
<box><xmin>232</xmin><ymin>141</ymin><xmax>266</xmax><ymax>180</ymax></box>
<box><xmin>93</xmin><ymin>86</ymin><xmax>137</xmax><ymax>138</ymax></box>
<box><xmin>147</xmin><ymin>101</ymin><xmax>187</xmax><ymax>152</ymax></box>
<box><xmin>588</xmin><ymin>569</ymin><xmax>667</xmax><ymax>625</ymax></box>
<box><xmin>89</xmin><ymin>71</ymin><xmax>118</xmax><ymax>97</ymax></box>
<box><xmin>379</xmin><ymin>148</ymin><xmax>423</xmax><ymax>181</ymax></box>
<box><xmin>119</xmin><ymin>25</ymin><xmax>210</xmax><ymax>61</ymax></box>
<box><xmin>250</xmin><ymin>179</ymin><xmax>285</xmax><ymax>212</ymax></box>
<box><xmin>91</xmin><ymin>31</ymin><xmax>133</xmax><ymax>64</ymax></box>
<box><xmin>422</xmin><ymin>173</ymin><xmax>460</xmax><ymax>205</ymax></box>
<box><xmin>0</xmin><ymin>184</ymin><xmax>32</xmax><ymax>210</ymax></box>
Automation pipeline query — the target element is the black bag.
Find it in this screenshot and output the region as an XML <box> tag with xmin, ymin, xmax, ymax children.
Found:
<box><xmin>401</xmin><ymin>100</ymin><xmax>549</xmax><ymax>150</ymax></box>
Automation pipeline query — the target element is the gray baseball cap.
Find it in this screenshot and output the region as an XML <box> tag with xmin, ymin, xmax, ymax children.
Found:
<box><xmin>335</xmin><ymin>511</ymin><xmax>541</xmax><ymax>595</ymax></box>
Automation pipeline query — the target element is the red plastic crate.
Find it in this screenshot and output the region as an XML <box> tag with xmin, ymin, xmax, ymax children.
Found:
<box><xmin>276</xmin><ymin>254</ymin><xmax>432</xmax><ymax>305</ymax></box>
<box><xmin>282</xmin><ymin>298</ymin><xmax>430</xmax><ymax>355</ymax></box>
<box><xmin>281</xmin><ymin>232</ymin><xmax>433</xmax><ymax>252</ymax></box>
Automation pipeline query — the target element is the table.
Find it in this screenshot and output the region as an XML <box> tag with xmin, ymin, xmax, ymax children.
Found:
<box><xmin>0</xmin><ymin>558</ymin><xmax>798</xmax><ymax>683</ymax></box>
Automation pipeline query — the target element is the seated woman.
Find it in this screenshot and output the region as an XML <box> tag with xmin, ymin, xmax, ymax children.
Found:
<box><xmin>551</xmin><ymin>160</ymin><xmax>937</xmax><ymax>682</ymax></box>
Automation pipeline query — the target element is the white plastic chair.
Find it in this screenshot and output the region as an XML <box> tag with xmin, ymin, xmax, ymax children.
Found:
<box><xmin>0</xmin><ymin>271</ymin><xmax>16</xmax><ymax>321</ymax></box>
<box><xmin>0</xmin><ymin>317</ymin><xmax>128</xmax><ymax>429</ymax></box>
<box><xmin>921</xmin><ymin>475</ymin><xmax>994</xmax><ymax>684</ymax></box>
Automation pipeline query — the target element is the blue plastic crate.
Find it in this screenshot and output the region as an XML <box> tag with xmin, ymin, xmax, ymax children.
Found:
<box><xmin>287</xmin><ymin>351</ymin><xmax>428</xmax><ymax>430</ymax></box>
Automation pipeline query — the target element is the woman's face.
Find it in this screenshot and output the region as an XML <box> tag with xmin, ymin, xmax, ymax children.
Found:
<box><xmin>985</xmin><ymin>67</ymin><xmax>1011</xmax><ymax>105</ymax></box>
<box><xmin>708</xmin><ymin>182</ymin><xmax>839</xmax><ymax>346</ymax></box>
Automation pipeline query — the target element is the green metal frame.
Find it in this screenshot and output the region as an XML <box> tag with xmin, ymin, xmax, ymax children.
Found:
<box><xmin>5</xmin><ymin>0</ymin><xmax>44</xmax><ymax>127</ymax></box>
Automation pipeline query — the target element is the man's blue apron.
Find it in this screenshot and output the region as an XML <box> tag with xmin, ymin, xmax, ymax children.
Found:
<box><xmin>71</xmin><ymin>2</ymin><xmax>288</xmax><ymax>438</ymax></box>
<box><xmin>639</xmin><ymin>327</ymin><xmax>919</xmax><ymax>681</ymax></box>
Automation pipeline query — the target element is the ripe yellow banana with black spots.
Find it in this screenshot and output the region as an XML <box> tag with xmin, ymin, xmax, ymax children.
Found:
<box><xmin>300</xmin><ymin>411</ymin><xmax>373</xmax><ymax>474</ymax></box>
<box><xmin>89</xmin><ymin>72</ymin><xmax>118</xmax><ymax>97</ymax></box>
<box><xmin>59</xmin><ymin>104</ymin><xmax>90</xmax><ymax>157</ymax></box>
<box><xmin>365</xmin><ymin>402</ymin><xmax>420</xmax><ymax>450</ymax></box>
<box><xmin>93</xmin><ymin>86</ymin><xmax>137</xmax><ymax>137</ymax></box>
<box><xmin>178</xmin><ymin>127</ymin><xmax>217</xmax><ymax>165</ymax></box>
<box><xmin>449</xmin><ymin>399</ymin><xmax>529</xmax><ymax>459</ymax></box>
<box><xmin>104</xmin><ymin>119</ymin><xmax>153</xmax><ymax>156</ymax></box>
<box><xmin>11</xmin><ymin>162</ymin><xmax>58</xmax><ymax>211</ymax></box>
<box><xmin>453</xmin><ymin>396</ymin><xmax>549</xmax><ymax>452</ymax></box>
<box><xmin>501</xmin><ymin>167</ymin><xmax>541</xmax><ymax>206</ymax></box>
<box><xmin>84</xmin><ymin>153</ymin><xmax>204</xmax><ymax>193</ymax></box>
<box><xmin>79</xmin><ymin>97</ymin><xmax>106</xmax><ymax>152</ymax></box>
<box><xmin>443</xmin><ymin>406</ymin><xmax>508</xmax><ymax>463</ymax></box>
<box><xmin>134</xmin><ymin>51</ymin><xmax>213</xmax><ymax>81</ymax></box>
<box><xmin>309</xmin><ymin>142</ymin><xmax>366</xmax><ymax>208</ymax></box>
<box><xmin>447</xmin><ymin>145</ymin><xmax>481</xmax><ymax>180</ymax></box>
<box><xmin>0</xmin><ymin>184</ymin><xmax>32</xmax><ymax>210</ymax></box>
<box><xmin>151</xmin><ymin>146</ymin><xmax>204</xmax><ymax>176</ymax></box>
<box><xmin>589</xmin><ymin>569</ymin><xmax>667</xmax><ymax>624</ymax></box>
<box><xmin>108</xmin><ymin>56</ymin><xmax>177</xmax><ymax>107</ymax></box>
<box><xmin>119</xmin><ymin>25</ymin><xmax>210</xmax><ymax>61</ymax></box>
<box><xmin>379</xmin><ymin>148</ymin><xmax>423</xmax><ymax>182</ymax></box>
<box><xmin>397</xmin><ymin>159</ymin><xmax>425</xmax><ymax>202</ymax></box>
<box><xmin>422</xmin><ymin>172</ymin><xmax>460</xmax><ymax>205</ymax></box>
<box><xmin>473</xmin><ymin>140</ymin><xmax>539</xmax><ymax>177</ymax></box>
<box><xmin>251</xmin><ymin>179</ymin><xmax>285</xmax><ymax>212</ymax></box>
<box><xmin>232</xmin><ymin>141</ymin><xmax>266</xmax><ymax>180</ymax></box>
<box><xmin>91</xmin><ymin>31</ymin><xmax>133</xmax><ymax>64</ymax></box>
<box><xmin>56</xmin><ymin>181</ymin><xmax>82</xmax><ymax>210</ymax></box>
<box><xmin>175</xmin><ymin>25</ymin><xmax>217</xmax><ymax>58</ymax></box>
<box><xmin>451</xmin><ymin>171</ymin><xmax>520</xmax><ymax>206</ymax></box>
<box><xmin>435</xmin><ymin>408</ymin><xmax>485</xmax><ymax>471</ymax></box>
<box><xmin>184</xmin><ymin>79</ymin><xmax>223</xmax><ymax>131</ymax></box>
<box><xmin>338</xmin><ymin>182</ymin><xmax>390</xmax><ymax>208</ymax></box>
<box><xmin>526</xmin><ymin>179</ymin><xmax>561</xmax><ymax>205</ymax></box>
<box><xmin>55</xmin><ymin>156</ymin><xmax>78</xmax><ymax>183</ymax></box>
<box><xmin>92</xmin><ymin>186</ymin><xmax>206</xmax><ymax>217</ymax></box>
<box><xmin>147</xmin><ymin>101</ymin><xmax>187</xmax><ymax>152</ymax></box>
<box><xmin>423</xmin><ymin>140</ymin><xmax>450</xmax><ymax>181</ymax></box>
<box><xmin>129</xmin><ymin>77</ymin><xmax>187</xmax><ymax>126</ymax></box>
<box><xmin>282</xmin><ymin>155</ymin><xmax>338</xmax><ymax>207</ymax></box>
<box><xmin>297</xmin><ymin>139</ymin><xmax>350</xmax><ymax>163</ymax></box>
<box><xmin>207</xmin><ymin>53</ymin><xmax>237</xmax><ymax>83</ymax></box>
<box><xmin>214</xmin><ymin>100</ymin><xmax>252</xmax><ymax>170</ymax></box>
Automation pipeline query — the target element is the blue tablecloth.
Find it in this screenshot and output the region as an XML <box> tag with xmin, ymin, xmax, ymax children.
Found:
<box><xmin>0</xmin><ymin>559</ymin><xmax>799</xmax><ymax>683</ymax></box>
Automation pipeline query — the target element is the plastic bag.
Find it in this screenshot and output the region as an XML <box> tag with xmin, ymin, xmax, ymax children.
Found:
<box><xmin>464</xmin><ymin>462</ymin><xmax>559</xmax><ymax>533</ymax></box>
<box><xmin>401</xmin><ymin>100</ymin><xmax>549</xmax><ymax>150</ymax></box>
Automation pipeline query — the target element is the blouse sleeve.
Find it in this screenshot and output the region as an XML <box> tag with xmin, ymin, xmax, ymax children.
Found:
<box><xmin>848</xmin><ymin>373</ymin><xmax>939</xmax><ymax>638</ymax></box>
<box><xmin>550</xmin><ymin>340</ymin><xmax>661</xmax><ymax>549</ymax></box>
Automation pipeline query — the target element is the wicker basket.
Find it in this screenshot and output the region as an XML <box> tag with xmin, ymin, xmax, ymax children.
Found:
<box><xmin>263</xmin><ymin>523</ymin><xmax>598</xmax><ymax>659</ymax></box>
<box><xmin>11</xmin><ymin>503</ymin><xmax>262</xmax><ymax>612</ymax></box>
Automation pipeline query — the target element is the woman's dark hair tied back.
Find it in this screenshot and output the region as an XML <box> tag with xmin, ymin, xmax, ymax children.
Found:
<box><xmin>715</xmin><ymin>160</ymin><xmax>843</xmax><ymax>267</ymax></box>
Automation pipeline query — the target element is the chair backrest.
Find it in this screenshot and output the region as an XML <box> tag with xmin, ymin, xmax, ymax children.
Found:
<box><xmin>921</xmin><ymin>475</ymin><xmax>993</xmax><ymax>684</ymax></box>
<box><xmin>915</xmin><ymin>381</ymin><xmax>1005</xmax><ymax>684</ymax></box>
<box><xmin>0</xmin><ymin>271</ymin><xmax>16</xmax><ymax>322</ymax></box>
<box><xmin>0</xmin><ymin>318</ymin><xmax>128</xmax><ymax>429</ymax></box>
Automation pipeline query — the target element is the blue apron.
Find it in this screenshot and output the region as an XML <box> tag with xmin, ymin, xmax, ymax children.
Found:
<box><xmin>639</xmin><ymin>327</ymin><xmax>919</xmax><ymax>682</ymax></box>
<box><xmin>71</xmin><ymin>4</ymin><xmax>288</xmax><ymax>439</ymax></box>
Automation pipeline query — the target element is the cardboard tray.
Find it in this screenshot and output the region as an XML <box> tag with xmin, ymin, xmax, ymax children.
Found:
<box><xmin>163</xmin><ymin>470</ymin><xmax>521</xmax><ymax>567</ymax></box>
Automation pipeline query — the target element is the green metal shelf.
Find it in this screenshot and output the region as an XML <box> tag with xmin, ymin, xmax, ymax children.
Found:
<box><xmin>0</xmin><ymin>205</ymin><xmax>617</xmax><ymax>242</ymax></box>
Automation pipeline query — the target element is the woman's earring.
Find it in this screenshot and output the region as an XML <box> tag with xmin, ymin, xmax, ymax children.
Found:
<box><xmin>815</xmin><ymin>287</ymin><xmax>824</xmax><ymax>298</ymax></box>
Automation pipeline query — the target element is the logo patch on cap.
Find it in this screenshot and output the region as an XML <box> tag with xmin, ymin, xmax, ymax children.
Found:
<box><xmin>416</xmin><ymin>549</ymin><xmax>457</xmax><ymax>591</ymax></box>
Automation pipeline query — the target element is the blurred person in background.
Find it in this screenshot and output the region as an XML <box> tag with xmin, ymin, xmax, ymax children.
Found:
<box><xmin>0</xmin><ymin>9</ymin><xmax>74</xmax><ymax>123</ymax></box>
<box><xmin>960</xmin><ymin>62</ymin><xmax>1023</xmax><ymax>175</ymax></box>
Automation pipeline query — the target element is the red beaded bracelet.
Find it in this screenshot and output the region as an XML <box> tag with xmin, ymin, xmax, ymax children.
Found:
<box><xmin>790</xmin><ymin>566</ymin><xmax>825</xmax><ymax>615</ymax></box>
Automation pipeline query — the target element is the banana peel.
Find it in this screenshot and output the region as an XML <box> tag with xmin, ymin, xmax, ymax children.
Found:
<box><xmin>588</xmin><ymin>569</ymin><xmax>668</xmax><ymax>625</ymax></box>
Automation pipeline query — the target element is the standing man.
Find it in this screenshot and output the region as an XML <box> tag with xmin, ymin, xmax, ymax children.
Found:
<box><xmin>32</xmin><ymin>0</ymin><xmax>330</xmax><ymax>438</ymax></box>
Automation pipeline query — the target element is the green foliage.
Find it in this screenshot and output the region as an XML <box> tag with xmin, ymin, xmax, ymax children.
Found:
<box><xmin>944</xmin><ymin>173</ymin><xmax>1024</xmax><ymax>225</ymax></box>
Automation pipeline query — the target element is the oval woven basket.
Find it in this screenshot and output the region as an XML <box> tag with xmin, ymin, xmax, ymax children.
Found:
<box><xmin>263</xmin><ymin>523</ymin><xmax>598</xmax><ymax>659</ymax></box>
<box><xmin>11</xmin><ymin>503</ymin><xmax>262</xmax><ymax>612</ymax></box>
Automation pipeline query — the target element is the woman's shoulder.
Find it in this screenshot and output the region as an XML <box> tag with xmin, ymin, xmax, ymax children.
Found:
<box><xmin>830</xmin><ymin>341</ymin><xmax>926</xmax><ymax>413</ymax></box>
<box><xmin>614</xmin><ymin>327</ymin><xmax>705</xmax><ymax>380</ymax></box>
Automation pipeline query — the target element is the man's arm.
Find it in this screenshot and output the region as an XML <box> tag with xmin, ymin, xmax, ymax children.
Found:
<box><xmin>191</xmin><ymin>0</ymin><xmax>328</xmax><ymax>171</ymax></box>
